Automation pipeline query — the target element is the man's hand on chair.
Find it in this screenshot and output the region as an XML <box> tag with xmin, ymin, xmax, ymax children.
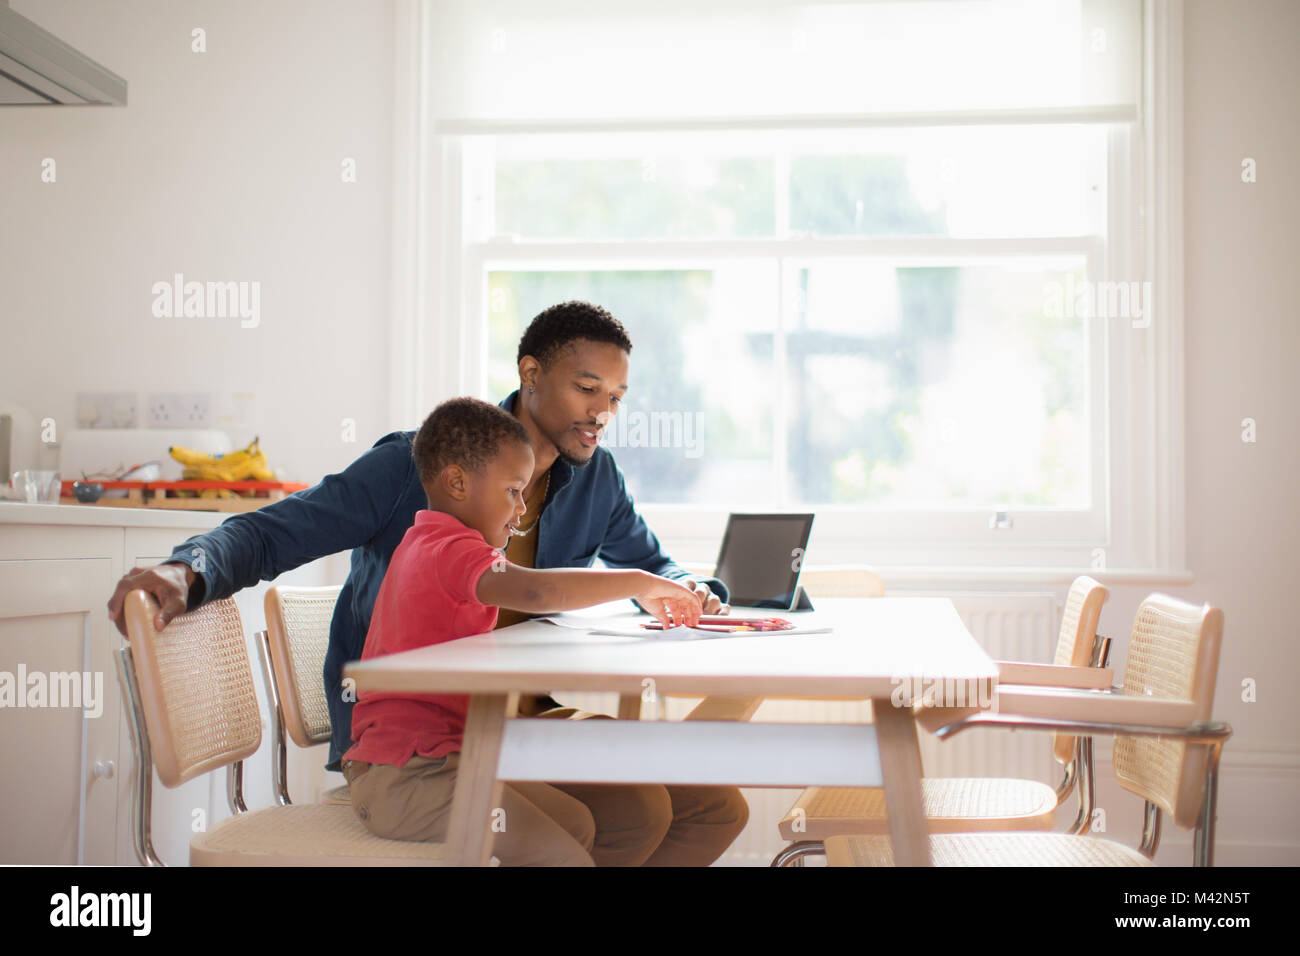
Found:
<box><xmin>107</xmin><ymin>562</ymin><xmax>195</xmax><ymax>636</ymax></box>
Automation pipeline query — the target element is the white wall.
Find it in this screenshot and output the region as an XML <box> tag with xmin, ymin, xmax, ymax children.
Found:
<box><xmin>1180</xmin><ymin>0</ymin><xmax>1299</xmax><ymax>757</ymax></box>
<box><xmin>0</xmin><ymin>0</ymin><xmax>396</xmax><ymax>484</ymax></box>
<box><xmin>1083</xmin><ymin>0</ymin><xmax>1300</xmax><ymax>865</ymax></box>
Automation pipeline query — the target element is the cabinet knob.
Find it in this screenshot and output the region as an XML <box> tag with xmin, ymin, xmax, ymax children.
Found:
<box><xmin>92</xmin><ymin>761</ymin><xmax>115</xmax><ymax>780</ymax></box>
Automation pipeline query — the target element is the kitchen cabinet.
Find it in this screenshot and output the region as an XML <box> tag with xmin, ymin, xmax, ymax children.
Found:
<box><xmin>0</xmin><ymin>503</ymin><xmax>345</xmax><ymax>865</ymax></box>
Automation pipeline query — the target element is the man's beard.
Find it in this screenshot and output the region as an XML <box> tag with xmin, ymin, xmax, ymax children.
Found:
<box><xmin>554</xmin><ymin>431</ymin><xmax>596</xmax><ymax>469</ymax></box>
<box><xmin>557</xmin><ymin>446</ymin><xmax>594</xmax><ymax>468</ymax></box>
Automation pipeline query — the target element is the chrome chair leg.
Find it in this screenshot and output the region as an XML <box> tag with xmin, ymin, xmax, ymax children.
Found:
<box><xmin>115</xmin><ymin>647</ymin><xmax>164</xmax><ymax>867</ymax></box>
<box><xmin>1054</xmin><ymin>759</ymin><xmax>1077</xmax><ymax>807</ymax></box>
<box><xmin>255</xmin><ymin>629</ymin><xmax>292</xmax><ymax>806</ymax></box>
<box><xmin>1060</xmin><ymin>632</ymin><xmax>1110</xmax><ymax>835</ymax></box>
<box><xmin>770</xmin><ymin>841</ymin><xmax>825</xmax><ymax>867</ymax></box>
<box><xmin>1194</xmin><ymin>742</ymin><xmax>1224</xmax><ymax>867</ymax></box>
<box><xmin>226</xmin><ymin>760</ymin><xmax>248</xmax><ymax>815</ymax></box>
<box><xmin>1068</xmin><ymin>736</ymin><xmax>1096</xmax><ymax>835</ymax></box>
<box><xmin>1061</xmin><ymin>632</ymin><xmax>1109</xmax><ymax>835</ymax></box>
<box><xmin>1091</xmin><ymin>633</ymin><xmax>1113</xmax><ymax>669</ymax></box>
<box><xmin>1139</xmin><ymin>800</ymin><xmax>1162</xmax><ymax>859</ymax></box>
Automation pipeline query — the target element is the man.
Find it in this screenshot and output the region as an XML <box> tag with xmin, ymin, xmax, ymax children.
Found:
<box><xmin>106</xmin><ymin>300</ymin><xmax>748</xmax><ymax>866</ymax></box>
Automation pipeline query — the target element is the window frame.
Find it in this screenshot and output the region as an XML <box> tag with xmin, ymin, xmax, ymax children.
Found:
<box><xmin>392</xmin><ymin>0</ymin><xmax>1187</xmax><ymax>575</ymax></box>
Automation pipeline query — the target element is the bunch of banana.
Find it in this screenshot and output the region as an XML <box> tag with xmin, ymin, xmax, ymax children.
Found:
<box><xmin>169</xmin><ymin>437</ymin><xmax>276</xmax><ymax>482</ymax></box>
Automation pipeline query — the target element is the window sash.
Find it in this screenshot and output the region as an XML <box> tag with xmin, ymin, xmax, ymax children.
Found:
<box><xmin>462</xmin><ymin>121</ymin><xmax>1113</xmax><ymax>535</ymax></box>
<box><xmin>466</xmin><ymin>254</ymin><xmax>1109</xmax><ymax>543</ymax></box>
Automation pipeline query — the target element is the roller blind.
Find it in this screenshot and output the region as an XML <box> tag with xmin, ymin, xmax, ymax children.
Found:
<box><xmin>425</xmin><ymin>0</ymin><xmax>1141</xmax><ymax>123</ymax></box>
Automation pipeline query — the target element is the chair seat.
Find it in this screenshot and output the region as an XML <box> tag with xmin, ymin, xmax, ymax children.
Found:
<box><xmin>319</xmin><ymin>784</ymin><xmax>351</xmax><ymax>806</ymax></box>
<box><xmin>824</xmin><ymin>832</ymin><xmax>1151</xmax><ymax>867</ymax></box>
<box><xmin>778</xmin><ymin>779</ymin><xmax>1059</xmax><ymax>840</ymax></box>
<box><xmin>190</xmin><ymin>803</ymin><xmax>445</xmax><ymax>866</ymax></box>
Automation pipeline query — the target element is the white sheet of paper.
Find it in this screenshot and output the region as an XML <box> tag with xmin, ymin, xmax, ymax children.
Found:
<box><xmin>533</xmin><ymin>614</ymin><xmax>834</xmax><ymax>641</ymax></box>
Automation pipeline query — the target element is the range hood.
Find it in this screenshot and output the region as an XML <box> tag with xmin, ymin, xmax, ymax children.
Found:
<box><xmin>0</xmin><ymin>1</ymin><xmax>125</xmax><ymax>105</ymax></box>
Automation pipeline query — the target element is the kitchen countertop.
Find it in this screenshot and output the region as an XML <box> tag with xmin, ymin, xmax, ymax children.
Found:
<box><xmin>0</xmin><ymin>500</ymin><xmax>228</xmax><ymax>529</ymax></box>
<box><xmin>0</xmin><ymin>499</ymin><xmax>351</xmax><ymax>590</ymax></box>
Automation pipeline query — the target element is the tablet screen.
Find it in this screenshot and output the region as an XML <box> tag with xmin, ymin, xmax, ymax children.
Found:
<box><xmin>713</xmin><ymin>513</ymin><xmax>814</xmax><ymax>609</ymax></box>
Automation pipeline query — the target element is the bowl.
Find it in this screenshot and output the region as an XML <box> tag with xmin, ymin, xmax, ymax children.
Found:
<box><xmin>104</xmin><ymin>460</ymin><xmax>162</xmax><ymax>498</ymax></box>
<box><xmin>73</xmin><ymin>481</ymin><xmax>104</xmax><ymax>503</ymax></box>
<box><xmin>120</xmin><ymin>461</ymin><xmax>162</xmax><ymax>482</ymax></box>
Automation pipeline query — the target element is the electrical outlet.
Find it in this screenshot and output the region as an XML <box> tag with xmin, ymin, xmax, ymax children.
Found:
<box><xmin>110</xmin><ymin>394</ymin><xmax>138</xmax><ymax>428</ymax></box>
<box><xmin>75</xmin><ymin>392</ymin><xmax>138</xmax><ymax>429</ymax></box>
<box><xmin>147</xmin><ymin>392</ymin><xmax>211</xmax><ymax>428</ymax></box>
<box><xmin>180</xmin><ymin>392</ymin><xmax>211</xmax><ymax>427</ymax></box>
<box><xmin>146</xmin><ymin>396</ymin><xmax>167</xmax><ymax>428</ymax></box>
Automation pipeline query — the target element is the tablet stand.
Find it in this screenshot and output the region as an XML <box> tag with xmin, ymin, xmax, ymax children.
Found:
<box><xmin>792</xmin><ymin>585</ymin><xmax>815</xmax><ymax>611</ymax></box>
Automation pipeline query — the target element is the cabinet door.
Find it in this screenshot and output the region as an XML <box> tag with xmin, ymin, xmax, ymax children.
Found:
<box><xmin>0</xmin><ymin>553</ymin><xmax>121</xmax><ymax>865</ymax></box>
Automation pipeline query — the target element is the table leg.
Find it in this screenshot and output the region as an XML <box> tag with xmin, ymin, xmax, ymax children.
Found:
<box><xmin>872</xmin><ymin>698</ymin><xmax>932</xmax><ymax>867</ymax></box>
<box><xmin>445</xmin><ymin>692</ymin><xmax>517</xmax><ymax>867</ymax></box>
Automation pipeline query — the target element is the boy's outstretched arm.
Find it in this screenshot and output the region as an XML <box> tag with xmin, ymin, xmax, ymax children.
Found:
<box><xmin>477</xmin><ymin>563</ymin><xmax>702</xmax><ymax>628</ymax></box>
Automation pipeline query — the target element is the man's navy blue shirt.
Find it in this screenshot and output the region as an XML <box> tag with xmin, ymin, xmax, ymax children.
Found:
<box><xmin>166</xmin><ymin>391</ymin><xmax>727</xmax><ymax>769</ymax></box>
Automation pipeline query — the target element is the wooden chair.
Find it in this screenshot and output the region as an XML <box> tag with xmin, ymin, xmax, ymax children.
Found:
<box><xmin>772</xmin><ymin>575</ymin><xmax>1111</xmax><ymax>866</ymax></box>
<box><xmin>116</xmin><ymin>590</ymin><xmax>444</xmax><ymax>866</ymax></box>
<box><xmin>824</xmin><ymin>593</ymin><xmax>1230</xmax><ymax>866</ymax></box>
<box><xmin>257</xmin><ymin>585</ymin><xmax>351</xmax><ymax>806</ymax></box>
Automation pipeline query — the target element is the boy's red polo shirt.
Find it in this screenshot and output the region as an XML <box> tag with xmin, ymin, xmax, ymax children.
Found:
<box><xmin>344</xmin><ymin>510</ymin><xmax>502</xmax><ymax>767</ymax></box>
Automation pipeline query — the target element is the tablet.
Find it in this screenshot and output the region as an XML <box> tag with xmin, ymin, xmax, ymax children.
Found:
<box><xmin>712</xmin><ymin>513</ymin><xmax>815</xmax><ymax>610</ymax></box>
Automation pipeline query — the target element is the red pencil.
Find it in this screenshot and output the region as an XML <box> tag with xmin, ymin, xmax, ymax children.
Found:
<box><xmin>641</xmin><ymin>616</ymin><xmax>795</xmax><ymax>632</ymax></box>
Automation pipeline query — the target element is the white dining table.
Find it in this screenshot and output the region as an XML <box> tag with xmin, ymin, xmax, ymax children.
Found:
<box><xmin>344</xmin><ymin>596</ymin><xmax>998</xmax><ymax>866</ymax></box>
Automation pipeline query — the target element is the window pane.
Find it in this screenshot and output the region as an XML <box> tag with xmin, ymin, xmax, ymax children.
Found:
<box><xmin>492</xmin><ymin>133</ymin><xmax>774</xmax><ymax>239</ymax></box>
<box><xmin>486</xmin><ymin>125</ymin><xmax>1106</xmax><ymax>241</ymax></box>
<box><xmin>790</xmin><ymin>126</ymin><xmax>1107</xmax><ymax>238</ymax></box>
<box><xmin>486</xmin><ymin>265</ymin><xmax>778</xmax><ymax>504</ymax></box>
<box><xmin>785</xmin><ymin>260</ymin><xmax>1089</xmax><ymax>508</ymax></box>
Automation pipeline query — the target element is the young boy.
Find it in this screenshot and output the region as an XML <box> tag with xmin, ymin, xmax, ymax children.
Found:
<box><xmin>341</xmin><ymin>396</ymin><xmax>703</xmax><ymax>865</ymax></box>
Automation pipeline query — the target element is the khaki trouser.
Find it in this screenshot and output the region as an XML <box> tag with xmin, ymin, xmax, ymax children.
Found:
<box><xmin>343</xmin><ymin>707</ymin><xmax>749</xmax><ymax>866</ymax></box>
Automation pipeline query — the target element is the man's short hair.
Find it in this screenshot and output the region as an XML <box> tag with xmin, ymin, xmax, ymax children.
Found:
<box><xmin>412</xmin><ymin>397</ymin><xmax>530</xmax><ymax>490</ymax></box>
<box><xmin>516</xmin><ymin>300</ymin><xmax>633</xmax><ymax>369</ymax></box>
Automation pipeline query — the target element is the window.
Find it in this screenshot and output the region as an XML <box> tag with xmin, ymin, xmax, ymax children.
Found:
<box><xmin>398</xmin><ymin>0</ymin><xmax>1183</xmax><ymax>571</ymax></box>
<box><xmin>471</xmin><ymin>126</ymin><xmax>1107</xmax><ymax>519</ymax></box>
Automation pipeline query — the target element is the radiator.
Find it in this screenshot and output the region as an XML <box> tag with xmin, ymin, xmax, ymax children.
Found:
<box><xmin>553</xmin><ymin>591</ymin><xmax>1063</xmax><ymax>865</ymax></box>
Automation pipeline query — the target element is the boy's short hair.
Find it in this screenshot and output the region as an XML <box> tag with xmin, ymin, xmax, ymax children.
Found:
<box><xmin>412</xmin><ymin>397</ymin><xmax>531</xmax><ymax>491</ymax></box>
<box><xmin>516</xmin><ymin>300</ymin><xmax>633</xmax><ymax>369</ymax></box>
